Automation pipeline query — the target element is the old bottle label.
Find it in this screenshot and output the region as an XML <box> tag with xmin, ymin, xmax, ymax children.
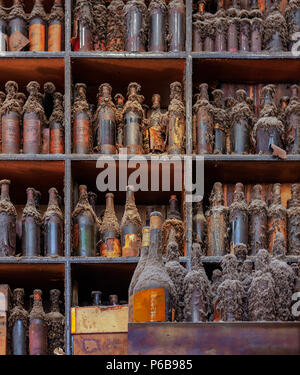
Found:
<box><xmin>73</xmin><ymin>119</ymin><xmax>90</xmax><ymax>148</ymax></box>
<box><xmin>2</xmin><ymin>118</ymin><xmax>20</xmax><ymax>153</ymax></box>
<box><xmin>9</xmin><ymin>31</ymin><xmax>29</xmax><ymax>51</ymax></box>
<box><xmin>48</xmin><ymin>24</ymin><xmax>62</xmax><ymax>51</ymax></box>
<box><xmin>29</xmin><ymin>24</ymin><xmax>45</xmax><ymax>51</ymax></box>
<box><xmin>122</xmin><ymin>233</ymin><xmax>139</xmax><ymax>257</ymax></box>
<box><xmin>50</xmin><ymin>128</ymin><xmax>64</xmax><ymax>154</ymax></box>
<box><xmin>23</xmin><ymin>119</ymin><xmax>41</xmax><ymax>150</ymax></box>
<box><xmin>100</xmin><ymin>238</ymin><xmax>121</xmax><ymax>257</ymax></box>
<box><xmin>133</xmin><ymin>288</ymin><xmax>165</xmax><ymax>323</ymax></box>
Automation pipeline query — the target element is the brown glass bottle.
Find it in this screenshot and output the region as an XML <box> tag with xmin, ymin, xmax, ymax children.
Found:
<box><xmin>46</xmin><ymin>289</ymin><xmax>64</xmax><ymax>354</ymax></box>
<box><xmin>286</xmin><ymin>85</ymin><xmax>300</xmax><ymax>154</ymax></box>
<box><xmin>212</xmin><ymin>89</ymin><xmax>227</xmax><ymax>154</ymax></box>
<box><xmin>239</xmin><ymin>11</ymin><xmax>250</xmax><ymax>52</ymax></box>
<box><xmin>72</xmin><ymin>0</ymin><xmax>94</xmax><ymax>51</ymax></box>
<box><xmin>73</xmin><ymin>185</ymin><xmax>98</xmax><ymax>257</ymax></box>
<box><xmin>72</xmin><ymin>83</ymin><xmax>92</xmax><ymax>154</ymax></box>
<box><xmin>22</xmin><ymin>188</ymin><xmax>41</xmax><ymax>256</ymax></box>
<box><xmin>124</xmin><ymin>0</ymin><xmax>147</xmax><ymax>52</ymax></box>
<box><xmin>94</xmin><ymin>83</ymin><xmax>116</xmax><ymax>154</ymax></box>
<box><xmin>9</xmin><ymin>288</ymin><xmax>28</xmax><ymax>355</ymax></box>
<box><xmin>227</xmin><ymin>0</ymin><xmax>240</xmax><ymax>52</ymax></box>
<box><xmin>100</xmin><ymin>193</ymin><xmax>121</xmax><ymax>257</ymax></box>
<box><xmin>29</xmin><ymin>0</ymin><xmax>47</xmax><ymax>52</ymax></box>
<box><xmin>29</xmin><ymin>289</ymin><xmax>47</xmax><ymax>355</ymax></box>
<box><xmin>48</xmin><ymin>0</ymin><xmax>64</xmax><ymax>51</ymax></box>
<box><xmin>287</xmin><ymin>184</ymin><xmax>300</xmax><ymax>255</ymax></box>
<box><xmin>285</xmin><ymin>0</ymin><xmax>300</xmax><ymax>50</ymax></box>
<box><xmin>133</xmin><ymin>211</ymin><xmax>176</xmax><ymax>322</ymax></box>
<box><xmin>1</xmin><ymin>81</ymin><xmax>21</xmax><ymax>154</ymax></box>
<box><xmin>148</xmin><ymin>94</ymin><xmax>165</xmax><ymax>153</ymax></box>
<box><xmin>90</xmin><ymin>0</ymin><xmax>107</xmax><ymax>51</ymax></box>
<box><xmin>168</xmin><ymin>0</ymin><xmax>185</xmax><ymax>52</ymax></box>
<box><xmin>214</xmin><ymin>15</ymin><xmax>227</xmax><ymax>52</ymax></box>
<box><xmin>107</xmin><ymin>0</ymin><xmax>125</xmax><ymax>51</ymax></box>
<box><xmin>44</xmin><ymin>188</ymin><xmax>63</xmax><ymax>257</ymax></box>
<box><xmin>0</xmin><ymin>1</ymin><xmax>7</xmax><ymax>51</ymax></box>
<box><xmin>148</xmin><ymin>0</ymin><xmax>167</xmax><ymax>52</ymax></box>
<box><xmin>0</xmin><ymin>179</ymin><xmax>16</xmax><ymax>256</ymax></box>
<box><xmin>264</xmin><ymin>1</ymin><xmax>288</xmax><ymax>52</ymax></box>
<box><xmin>8</xmin><ymin>0</ymin><xmax>29</xmax><ymax>52</ymax></box>
<box><xmin>249</xmin><ymin>0</ymin><xmax>262</xmax><ymax>52</ymax></box>
<box><xmin>207</xmin><ymin>182</ymin><xmax>228</xmax><ymax>256</ymax></box>
<box><xmin>49</xmin><ymin>92</ymin><xmax>64</xmax><ymax>154</ymax></box>
<box><xmin>193</xmin><ymin>200</ymin><xmax>207</xmax><ymax>250</ymax></box>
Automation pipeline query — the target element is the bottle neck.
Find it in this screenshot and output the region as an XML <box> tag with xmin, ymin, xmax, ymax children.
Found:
<box><xmin>106</xmin><ymin>194</ymin><xmax>115</xmax><ymax>211</ymax></box>
<box><xmin>26</xmin><ymin>189</ymin><xmax>36</xmax><ymax>206</ymax></box>
<box><xmin>50</xmin><ymin>299</ymin><xmax>60</xmax><ymax>312</ymax></box>
<box><xmin>195</xmin><ymin>202</ymin><xmax>204</xmax><ymax>215</ymax></box>
<box><xmin>126</xmin><ymin>190</ymin><xmax>135</xmax><ymax>205</ymax></box>
<box><xmin>148</xmin><ymin>227</ymin><xmax>162</xmax><ymax>264</ymax></box>
<box><xmin>48</xmin><ymin>189</ymin><xmax>59</xmax><ymax>206</ymax></box>
<box><xmin>13</xmin><ymin>290</ymin><xmax>24</xmax><ymax>308</ymax></box>
<box><xmin>0</xmin><ymin>183</ymin><xmax>10</xmax><ymax>201</ymax></box>
<box><xmin>32</xmin><ymin>292</ymin><xmax>43</xmax><ymax>310</ymax></box>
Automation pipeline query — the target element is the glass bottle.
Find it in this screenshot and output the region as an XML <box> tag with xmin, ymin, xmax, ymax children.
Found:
<box><xmin>168</xmin><ymin>0</ymin><xmax>185</xmax><ymax>52</ymax></box>
<box><xmin>121</xmin><ymin>185</ymin><xmax>142</xmax><ymax>257</ymax></box>
<box><xmin>72</xmin><ymin>0</ymin><xmax>94</xmax><ymax>51</ymax></box>
<box><xmin>124</xmin><ymin>0</ymin><xmax>147</xmax><ymax>52</ymax></box>
<box><xmin>29</xmin><ymin>0</ymin><xmax>47</xmax><ymax>52</ymax></box>
<box><xmin>148</xmin><ymin>0</ymin><xmax>167</xmax><ymax>52</ymax></box>
<box><xmin>92</xmin><ymin>291</ymin><xmax>102</xmax><ymax>306</ymax></box>
<box><xmin>9</xmin><ymin>288</ymin><xmax>28</xmax><ymax>355</ymax></box>
<box><xmin>29</xmin><ymin>289</ymin><xmax>47</xmax><ymax>355</ymax></box>
<box><xmin>49</xmin><ymin>92</ymin><xmax>64</xmax><ymax>154</ymax></box>
<box><xmin>0</xmin><ymin>0</ymin><xmax>7</xmax><ymax>51</ymax></box>
<box><xmin>239</xmin><ymin>10</ymin><xmax>250</xmax><ymax>52</ymax></box>
<box><xmin>46</xmin><ymin>289</ymin><xmax>64</xmax><ymax>355</ymax></box>
<box><xmin>90</xmin><ymin>0</ymin><xmax>107</xmax><ymax>51</ymax></box>
<box><xmin>249</xmin><ymin>0</ymin><xmax>263</xmax><ymax>52</ymax></box>
<box><xmin>264</xmin><ymin>0</ymin><xmax>288</xmax><ymax>52</ymax></box>
<box><xmin>0</xmin><ymin>179</ymin><xmax>16</xmax><ymax>256</ymax></box>
<box><xmin>8</xmin><ymin>0</ymin><xmax>29</xmax><ymax>52</ymax></box>
<box><xmin>88</xmin><ymin>191</ymin><xmax>99</xmax><ymax>255</ymax></box>
<box><xmin>287</xmin><ymin>183</ymin><xmax>300</xmax><ymax>255</ymax></box>
<box><xmin>227</xmin><ymin>0</ymin><xmax>240</xmax><ymax>52</ymax></box>
<box><xmin>192</xmin><ymin>0</ymin><xmax>205</xmax><ymax>52</ymax></box>
<box><xmin>100</xmin><ymin>193</ymin><xmax>121</xmax><ymax>257</ymax></box>
<box><xmin>22</xmin><ymin>188</ymin><xmax>41</xmax><ymax>256</ymax></box>
<box><xmin>285</xmin><ymin>0</ymin><xmax>300</xmax><ymax>50</ymax></box>
<box><xmin>107</xmin><ymin>0</ymin><xmax>125</xmax><ymax>51</ymax></box>
<box><xmin>148</xmin><ymin>94</ymin><xmax>166</xmax><ymax>153</ymax></box>
<box><xmin>212</xmin><ymin>89</ymin><xmax>227</xmax><ymax>154</ymax></box>
<box><xmin>114</xmin><ymin>93</ymin><xmax>125</xmax><ymax>148</ymax></box>
<box><xmin>214</xmin><ymin>13</ymin><xmax>228</xmax><ymax>52</ymax></box>
<box><xmin>48</xmin><ymin>0</ymin><xmax>64</xmax><ymax>51</ymax></box>
<box><xmin>109</xmin><ymin>295</ymin><xmax>119</xmax><ymax>305</ymax></box>
<box><xmin>286</xmin><ymin>84</ymin><xmax>300</xmax><ymax>154</ymax></box>
<box><xmin>193</xmin><ymin>199</ymin><xmax>207</xmax><ymax>251</ymax></box>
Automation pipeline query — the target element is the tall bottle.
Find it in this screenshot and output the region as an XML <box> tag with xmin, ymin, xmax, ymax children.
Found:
<box><xmin>227</xmin><ymin>0</ymin><xmax>240</xmax><ymax>52</ymax></box>
<box><xmin>193</xmin><ymin>199</ymin><xmax>207</xmax><ymax>251</ymax></box>
<box><xmin>22</xmin><ymin>188</ymin><xmax>41</xmax><ymax>256</ymax></box>
<box><xmin>212</xmin><ymin>89</ymin><xmax>227</xmax><ymax>154</ymax></box>
<box><xmin>106</xmin><ymin>0</ymin><xmax>125</xmax><ymax>51</ymax></box>
<box><xmin>72</xmin><ymin>83</ymin><xmax>92</xmax><ymax>154</ymax></box>
<box><xmin>46</xmin><ymin>289</ymin><xmax>64</xmax><ymax>354</ymax></box>
<box><xmin>94</xmin><ymin>83</ymin><xmax>116</xmax><ymax>154</ymax></box>
<box><xmin>148</xmin><ymin>94</ymin><xmax>166</xmax><ymax>153</ymax></box>
<box><xmin>124</xmin><ymin>0</ymin><xmax>147</xmax><ymax>52</ymax></box>
<box><xmin>214</xmin><ymin>9</ymin><xmax>228</xmax><ymax>52</ymax></box>
<box><xmin>0</xmin><ymin>179</ymin><xmax>16</xmax><ymax>256</ymax></box>
<box><xmin>264</xmin><ymin>0</ymin><xmax>288</xmax><ymax>52</ymax></box>
<box><xmin>49</xmin><ymin>92</ymin><xmax>64</xmax><ymax>154</ymax></box>
<box><xmin>133</xmin><ymin>211</ymin><xmax>176</xmax><ymax>322</ymax></box>
<box><xmin>148</xmin><ymin>0</ymin><xmax>167</xmax><ymax>52</ymax></box>
<box><xmin>90</xmin><ymin>0</ymin><xmax>107</xmax><ymax>51</ymax></box>
<box><xmin>9</xmin><ymin>288</ymin><xmax>28</xmax><ymax>355</ymax></box>
<box><xmin>239</xmin><ymin>9</ymin><xmax>250</xmax><ymax>52</ymax></box>
<box><xmin>286</xmin><ymin>84</ymin><xmax>300</xmax><ymax>154</ymax></box>
<box><xmin>207</xmin><ymin>182</ymin><xmax>228</xmax><ymax>256</ymax></box>
<box><xmin>123</xmin><ymin>82</ymin><xmax>145</xmax><ymax>154</ymax></box>
<box><xmin>48</xmin><ymin>0</ymin><xmax>64</xmax><ymax>51</ymax></box>
<box><xmin>249</xmin><ymin>184</ymin><xmax>267</xmax><ymax>255</ymax></box>
<box><xmin>249</xmin><ymin>0</ymin><xmax>263</xmax><ymax>52</ymax></box>
<box><xmin>168</xmin><ymin>0</ymin><xmax>185</xmax><ymax>52</ymax></box>
<box><xmin>29</xmin><ymin>0</ymin><xmax>47</xmax><ymax>51</ymax></box>
<box><xmin>287</xmin><ymin>183</ymin><xmax>300</xmax><ymax>255</ymax></box>
<box><xmin>23</xmin><ymin>81</ymin><xmax>46</xmax><ymax>154</ymax></box>
<box><xmin>100</xmin><ymin>193</ymin><xmax>121</xmax><ymax>257</ymax></box>
<box><xmin>8</xmin><ymin>0</ymin><xmax>29</xmax><ymax>51</ymax></box>
<box><xmin>194</xmin><ymin>83</ymin><xmax>214</xmax><ymax>154</ymax></box>
<box><xmin>192</xmin><ymin>0</ymin><xmax>206</xmax><ymax>52</ymax></box>
<box><xmin>229</xmin><ymin>183</ymin><xmax>248</xmax><ymax>254</ymax></box>
<box><xmin>1</xmin><ymin>81</ymin><xmax>21</xmax><ymax>154</ymax></box>
<box><xmin>43</xmin><ymin>188</ymin><xmax>64</xmax><ymax>257</ymax></box>
<box><xmin>0</xmin><ymin>1</ymin><xmax>7</xmax><ymax>51</ymax></box>
<box><xmin>73</xmin><ymin>185</ymin><xmax>99</xmax><ymax>257</ymax></box>
<box><xmin>121</xmin><ymin>185</ymin><xmax>142</xmax><ymax>257</ymax></box>
<box><xmin>115</xmin><ymin>93</ymin><xmax>125</xmax><ymax>148</ymax></box>
<box><xmin>285</xmin><ymin>0</ymin><xmax>300</xmax><ymax>50</ymax></box>
<box><xmin>128</xmin><ymin>225</ymin><xmax>150</xmax><ymax>322</ymax></box>
<box><xmin>166</xmin><ymin>81</ymin><xmax>185</xmax><ymax>154</ymax></box>
<box><xmin>72</xmin><ymin>0</ymin><xmax>94</xmax><ymax>51</ymax></box>
<box><xmin>29</xmin><ymin>289</ymin><xmax>47</xmax><ymax>355</ymax></box>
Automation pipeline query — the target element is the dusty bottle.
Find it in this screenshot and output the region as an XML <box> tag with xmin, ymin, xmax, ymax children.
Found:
<box><xmin>109</xmin><ymin>295</ymin><xmax>119</xmax><ymax>305</ymax></box>
<box><xmin>249</xmin><ymin>0</ymin><xmax>263</xmax><ymax>52</ymax></box>
<box><xmin>264</xmin><ymin>0</ymin><xmax>288</xmax><ymax>52</ymax></box>
<box><xmin>121</xmin><ymin>185</ymin><xmax>142</xmax><ymax>257</ymax></box>
<box><xmin>91</xmin><ymin>0</ymin><xmax>107</xmax><ymax>51</ymax></box>
<box><xmin>193</xmin><ymin>199</ymin><xmax>207</xmax><ymax>251</ymax></box>
<box><xmin>106</xmin><ymin>0</ymin><xmax>125</xmax><ymax>51</ymax></box>
<box><xmin>133</xmin><ymin>211</ymin><xmax>176</xmax><ymax>322</ymax></box>
<box><xmin>73</xmin><ymin>185</ymin><xmax>99</xmax><ymax>257</ymax></box>
<box><xmin>207</xmin><ymin>182</ymin><xmax>228</xmax><ymax>256</ymax></box>
<box><xmin>49</xmin><ymin>92</ymin><xmax>64</xmax><ymax>154</ymax></box>
<box><xmin>0</xmin><ymin>90</ymin><xmax>5</xmax><ymax>152</ymax></box>
<box><xmin>148</xmin><ymin>94</ymin><xmax>166</xmax><ymax>153</ymax></box>
<box><xmin>10</xmin><ymin>288</ymin><xmax>28</xmax><ymax>355</ymax></box>
<box><xmin>249</xmin><ymin>184</ymin><xmax>268</xmax><ymax>256</ymax></box>
<box><xmin>253</xmin><ymin>84</ymin><xmax>284</xmax><ymax>155</ymax></box>
<box><xmin>239</xmin><ymin>10</ymin><xmax>250</xmax><ymax>52</ymax></box>
<box><xmin>229</xmin><ymin>183</ymin><xmax>248</xmax><ymax>254</ymax></box>
<box><xmin>100</xmin><ymin>193</ymin><xmax>121</xmax><ymax>257</ymax></box>
<box><xmin>230</xmin><ymin>89</ymin><xmax>252</xmax><ymax>154</ymax></box>
<box><xmin>0</xmin><ymin>179</ymin><xmax>16</xmax><ymax>256</ymax></box>
<box><xmin>92</xmin><ymin>291</ymin><xmax>102</xmax><ymax>306</ymax></box>
<box><xmin>29</xmin><ymin>289</ymin><xmax>47</xmax><ymax>355</ymax></box>
<box><xmin>166</xmin><ymin>82</ymin><xmax>185</xmax><ymax>154</ymax></box>
<box><xmin>124</xmin><ymin>0</ymin><xmax>147</xmax><ymax>52</ymax></box>
<box><xmin>43</xmin><ymin>188</ymin><xmax>64</xmax><ymax>257</ymax></box>
<box><xmin>23</xmin><ymin>81</ymin><xmax>46</xmax><ymax>154</ymax></box>
<box><xmin>194</xmin><ymin>83</ymin><xmax>214</xmax><ymax>154</ymax></box>
<box><xmin>285</xmin><ymin>0</ymin><xmax>300</xmax><ymax>50</ymax></box>
<box><xmin>1</xmin><ymin>81</ymin><xmax>21</xmax><ymax>154</ymax></box>
<box><xmin>287</xmin><ymin>183</ymin><xmax>300</xmax><ymax>255</ymax></box>
<box><xmin>168</xmin><ymin>0</ymin><xmax>185</xmax><ymax>52</ymax></box>
<box><xmin>72</xmin><ymin>0</ymin><xmax>94</xmax><ymax>51</ymax></box>
<box><xmin>227</xmin><ymin>0</ymin><xmax>240</xmax><ymax>52</ymax></box>
<box><xmin>123</xmin><ymin>82</ymin><xmax>145</xmax><ymax>154</ymax></box>
<box><xmin>286</xmin><ymin>85</ymin><xmax>300</xmax><ymax>154</ymax></box>
<box><xmin>8</xmin><ymin>0</ymin><xmax>29</xmax><ymax>51</ymax></box>
<box><xmin>148</xmin><ymin>0</ymin><xmax>167</xmax><ymax>52</ymax></box>
<box><xmin>22</xmin><ymin>188</ymin><xmax>41</xmax><ymax>256</ymax></box>
<box><xmin>0</xmin><ymin>1</ymin><xmax>7</xmax><ymax>51</ymax></box>
<box><xmin>212</xmin><ymin>89</ymin><xmax>227</xmax><ymax>154</ymax></box>
<box><xmin>115</xmin><ymin>93</ymin><xmax>125</xmax><ymax>147</ymax></box>
<box><xmin>128</xmin><ymin>225</ymin><xmax>150</xmax><ymax>321</ymax></box>
<box><xmin>46</xmin><ymin>289</ymin><xmax>64</xmax><ymax>354</ymax></box>
<box><xmin>214</xmin><ymin>13</ymin><xmax>228</xmax><ymax>52</ymax></box>
<box><xmin>192</xmin><ymin>1</ymin><xmax>206</xmax><ymax>52</ymax></box>
<box><xmin>29</xmin><ymin>0</ymin><xmax>47</xmax><ymax>51</ymax></box>
<box><xmin>268</xmin><ymin>183</ymin><xmax>287</xmax><ymax>254</ymax></box>
<box><xmin>94</xmin><ymin>83</ymin><xmax>116</xmax><ymax>154</ymax></box>
<box><xmin>225</xmin><ymin>97</ymin><xmax>236</xmax><ymax>154</ymax></box>
<box><xmin>48</xmin><ymin>0</ymin><xmax>64</xmax><ymax>51</ymax></box>
<box><xmin>72</xmin><ymin>83</ymin><xmax>92</xmax><ymax>154</ymax></box>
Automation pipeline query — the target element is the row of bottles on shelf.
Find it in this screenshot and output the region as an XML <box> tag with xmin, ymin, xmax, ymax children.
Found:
<box><xmin>193</xmin><ymin>182</ymin><xmax>300</xmax><ymax>256</ymax></box>
<box><xmin>7</xmin><ymin>288</ymin><xmax>64</xmax><ymax>355</ymax></box>
<box><xmin>0</xmin><ymin>0</ymin><xmax>64</xmax><ymax>51</ymax></box>
<box><xmin>72</xmin><ymin>81</ymin><xmax>185</xmax><ymax>154</ymax></box>
<box><xmin>72</xmin><ymin>0</ymin><xmax>185</xmax><ymax>52</ymax></box>
<box><xmin>0</xmin><ymin>81</ymin><xmax>64</xmax><ymax>154</ymax></box>
<box><xmin>193</xmin><ymin>83</ymin><xmax>300</xmax><ymax>156</ymax></box>
<box><xmin>193</xmin><ymin>0</ymin><xmax>299</xmax><ymax>52</ymax></box>
<box><xmin>72</xmin><ymin>184</ymin><xmax>185</xmax><ymax>257</ymax></box>
<box><xmin>0</xmin><ymin>180</ymin><xmax>64</xmax><ymax>257</ymax></box>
